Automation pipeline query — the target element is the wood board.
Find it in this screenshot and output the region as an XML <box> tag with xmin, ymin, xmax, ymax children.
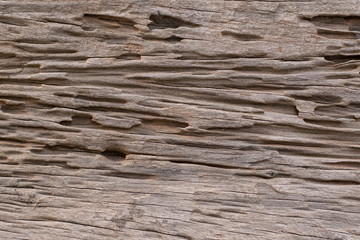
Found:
<box><xmin>1</xmin><ymin>1</ymin><xmax>360</xmax><ymax>239</ymax></box>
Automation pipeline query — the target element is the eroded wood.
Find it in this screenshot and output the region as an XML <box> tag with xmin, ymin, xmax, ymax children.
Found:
<box><xmin>1</xmin><ymin>1</ymin><xmax>360</xmax><ymax>239</ymax></box>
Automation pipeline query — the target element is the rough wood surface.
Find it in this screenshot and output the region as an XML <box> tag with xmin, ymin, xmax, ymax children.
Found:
<box><xmin>1</xmin><ymin>1</ymin><xmax>360</xmax><ymax>239</ymax></box>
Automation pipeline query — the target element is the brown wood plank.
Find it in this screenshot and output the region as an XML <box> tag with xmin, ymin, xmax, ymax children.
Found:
<box><xmin>1</xmin><ymin>1</ymin><xmax>360</xmax><ymax>239</ymax></box>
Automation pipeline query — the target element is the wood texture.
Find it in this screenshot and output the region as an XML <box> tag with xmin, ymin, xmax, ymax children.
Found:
<box><xmin>1</xmin><ymin>1</ymin><xmax>360</xmax><ymax>239</ymax></box>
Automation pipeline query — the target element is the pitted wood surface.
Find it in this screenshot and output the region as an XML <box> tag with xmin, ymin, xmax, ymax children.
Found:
<box><xmin>1</xmin><ymin>1</ymin><xmax>360</xmax><ymax>239</ymax></box>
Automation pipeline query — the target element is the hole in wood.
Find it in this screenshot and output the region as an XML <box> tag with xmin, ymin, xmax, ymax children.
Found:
<box><xmin>148</xmin><ymin>13</ymin><xmax>199</xmax><ymax>30</ymax></box>
<box><xmin>101</xmin><ymin>149</ymin><xmax>127</xmax><ymax>160</ymax></box>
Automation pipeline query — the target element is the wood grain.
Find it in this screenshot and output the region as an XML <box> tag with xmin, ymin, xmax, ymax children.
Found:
<box><xmin>1</xmin><ymin>0</ymin><xmax>360</xmax><ymax>239</ymax></box>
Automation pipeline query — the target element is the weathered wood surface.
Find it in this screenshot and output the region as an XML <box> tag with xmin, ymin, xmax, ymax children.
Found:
<box><xmin>1</xmin><ymin>0</ymin><xmax>360</xmax><ymax>239</ymax></box>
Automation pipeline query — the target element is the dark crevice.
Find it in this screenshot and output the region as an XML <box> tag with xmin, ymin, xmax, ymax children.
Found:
<box><xmin>142</xmin><ymin>35</ymin><xmax>184</xmax><ymax>42</ymax></box>
<box><xmin>59</xmin><ymin>114</ymin><xmax>97</xmax><ymax>127</ymax></box>
<box><xmin>163</xmin><ymin>36</ymin><xmax>184</xmax><ymax>42</ymax></box>
<box><xmin>53</xmin><ymin>93</ymin><xmax>75</xmax><ymax>98</ymax></box>
<box><xmin>222</xmin><ymin>30</ymin><xmax>263</xmax><ymax>41</ymax></box>
<box><xmin>14</xmin><ymin>45</ymin><xmax>77</xmax><ymax>54</ymax></box>
<box><xmin>290</xmin><ymin>93</ymin><xmax>342</xmax><ymax>104</ymax></box>
<box><xmin>115</xmin><ymin>53</ymin><xmax>141</xmax><ymax>60</ymax></box>
<box><xmin>303</xmin><ymin>119</ymin><xmax>343</xmax><ymax>127</ymax></box>
<box><xmin>302</xmin><ymin>15</ymin><xmax>360</xmax><ymax>43</ymax></box>
<box><xmin>233</xmin><ymin>65</ymin><xmax>310</xmax><ymax>74</ymax></box>
<box><xmin>142</xmin><ymin>119</ymin><xmax>189</xmax><ymax>129</ymax></box>
<box><xmin>0</xmin><ymin>52</ymin><xmax>16</xmax><ymax>59</ymax></box>
<box><xmin>326</xmin><ymin>74</ymin><xmax>354</xmax><ymax>79</ymax></box>
<box><xmin>254</xmin><ymin>171</ymin><xmax>280</xmax><ymax>179</ymax></box>
<box><xmin>43</xmin><ymin>78</ymin><xmax>73</xmax><ymax>86</ymax></box>
<box><xmin>220</xmin><ymin>84</ymin><xmax>305</xmax><ymax>91</ymax></box>
<box><xmin>82</xmin><ymin>14</ymin><xmax>136</xmax><ymax>31</ymax></box>
<box><xmin>13</xmin><ymin>38</ymin><xmax>59</xmax><ymax>44</ymax></box>
<box><xmin>41</xmin><ymin>64</ymin><xmax>212</xmax><ymax>73</ymax></box>
<box><xmin>148</xmin><ymin>13</ymin><xmax>199</xmax><ymax>30</ymax></box>
<box><xmin>1</xmin><ymin>104</ymin><xmax>27</xmax><ymax>114</ymax></box>
<box><xmin>324</xmin><ymin>54</ymin><xmax>360</xmax><ymax>64</ymax></box>
<box><xmin>101</xmin><ymin>149</ymin><xmax>127</xmax><ymax>161</ymax></box>
<box><xmin>170</xmin><ymin>160</ymin><xmax>240</xmax><ymax>169</ymax></box>
<box><xmin>75</xmin><ymin>95</ymin><xmax>127</xmax><ymax>104</ymax></box>
<box><xmin>303</xmin><ymin>178</ymin><xmax>360</xmax><ymax>185</ymax></box>
<box><xmin>78</xmin><ymin>106</ymin><xmax>163</xmax><ymax>117</ymax></box>
<box><xmin>176</xmin><ymin>52</ymin><xmax>268</xmax><ymax>60</ymax></box>
<box><xmin>317</xmin><ymin>29</ymin><xmax>358</xmax><ymax>39</ymax></box>
<box><xmin>206</xmin><ymin>126</ymin><xmax>252</xmax><ymax>131</ymax></box>
<box><xmin>0</xmin><ymin>96</ymin><xmax>38</xmax><ymax>101</ymax></box>
<box><xmin>104</xmin><ymin>170</ymin><xmax>154</xmax><ymax>179</ymax></box>
<box><xmin>83</xmin><ymin>14</ymin><xmax>135</xmax><ymax>25</ymax></box>
<box><xmin>302</xmin><ymin>15</ymin><xmax>360</xmax><ymax>31</ymax></box>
